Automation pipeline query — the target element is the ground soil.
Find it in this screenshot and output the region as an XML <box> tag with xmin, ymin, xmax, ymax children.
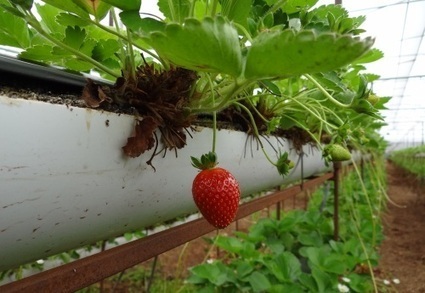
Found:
<box><xmin>376</xmin><ymin>162</ymin><xmax>425</xmax><ymax>293</ymax></box>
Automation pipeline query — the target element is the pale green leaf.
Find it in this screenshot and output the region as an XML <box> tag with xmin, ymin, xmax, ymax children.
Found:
<box><xmin>65</xmin><ymin>59</ymin><xmax>94</xmax><ymax>71</ymax></box>
<box><xmin>244</xmin><ymin>29</ymin><xmax>374</xmax><ymax>80</ymax></box>
<box><xmin>35</xmin><ymin>2</ymin><xmax>66</xmax><ymax>35</ymax></box>
<box><xmin>265</xmin><ymin>0</ymin><xmax>318</xmax><ymax>14</ymax></box>
<box><xmin>19</xmin><ymin>44</ymin><xmax>61</xmax><ymax>62</ymax></box>
<box><xmin>56</xmin><ymin>13</ymin><xmax>91</xmax><ymax>27</ymax></box>
<box><xmin>147</xmin><ymin>16</ymin><xmax>243</xmax><ymax>76</ymax></box>
<box><xmin>352</xmin><ymin>48</ymin><xmax>384</xmax><ymax>64</ymax></box>
<box><xmin>220</xmin><ymin>0</ymin><xmax>252</xmax><ymax>28</ymax></box>
<box><xmin>158</xmin><ymin>0</ymin><xmax>190</xmax><ymax>22</ymax></box>
<box><xmin>0</xmin><ymin>8</ymin><xmax>30</xmax><ymax>47</ymax></box>
<box><xmin>283</xmin><ymin>0</ymin><xmax>318</xmax><ymax>14</ymax></box>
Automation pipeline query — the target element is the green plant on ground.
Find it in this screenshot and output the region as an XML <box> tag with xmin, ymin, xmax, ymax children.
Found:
<box><xmin>389</xmin><ymin>145</ymin><xmax>425</xmax><ymax>177</ymax></box>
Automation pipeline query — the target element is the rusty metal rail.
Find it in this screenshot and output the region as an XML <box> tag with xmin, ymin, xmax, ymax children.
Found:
<box><xmin>1</xmin><ymin>171</ymin><xmax>335</xmax><ymax>293</ymax></box>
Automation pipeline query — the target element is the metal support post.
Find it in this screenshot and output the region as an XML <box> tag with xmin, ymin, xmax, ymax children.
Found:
<box><xmin>333</xmin><ymin>162</ymin><xmax>342</xmax><ymax>241</ymax></box>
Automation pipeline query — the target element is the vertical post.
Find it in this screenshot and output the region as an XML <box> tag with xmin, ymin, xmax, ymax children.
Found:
<box><xmin>335</xmin><ymin>0</ymin><xmax>342</xmax><ymax>4</ymax></box>
<box><xmin>276</xmin><ymin>186</ymin><xmax>281</xmax><ymax>220</ymax></box>
<box><xmin>296</xmin><ymin>151</ymin><xmax>304</xmax><ymax>209</ymax></box>
<box><xmin>333</xmin><ymin>162</ymin><xmax>342</xmax><ymax>241</ymax></box>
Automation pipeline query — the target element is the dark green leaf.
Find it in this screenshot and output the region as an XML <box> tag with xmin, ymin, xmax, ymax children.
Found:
<box><xmin>120</xmin><ymin>11</ymin><xmax>165</xmax><ymax>35</ymax></box>
<box><xmin>247</xmin><ymin>271</ymin><xmax>271</xmax><ymax>292</ymax></box>
<box><xmin>266</xmin><ymin>252</ymin><xmax>302</xmax><ymax>282</ymax></box>
<box><xmin>245</xmin><ymin>29</ymin><xmax>375</xmax><ymax>79</ymax></box>
<box><xmin>221</xmin><ymin>0</ymin><xmax>252</xmax><ymax>29</ymax></box>
<box><xmin>298</xmin><ymin>231</ymin><xmax>323</xmax><ymax>246</ymax></box>
<box><xmin>9</xmin><ymin>0</ymin><xmax>32</xmax><ymax>10</ymax></box>
<box><xmin>42</xmin><ymin>0</ymin><xmax>90</xmax><ymax>19</ymax></box>
<box><xmin>92</xmin><ymin>39</ymin><xmax>120</xmax><ymax>61</ymax></box>
<box><xmin>146</xmin><ymin>16</ymin><xmax>243</xmax><ymax>76</ymax></box>
<box><xmin>63</xmin><ymin>26</ymin><xmax>86</xmax><ymax>49</ymax></box>
<box><xmin>102</xmin><ymin>0</ymin><xmax>140</xmax><ymax>11</ymax></box>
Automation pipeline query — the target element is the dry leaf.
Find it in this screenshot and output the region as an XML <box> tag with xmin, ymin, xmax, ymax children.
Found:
<box><xmin>122</xmin><ymin>117</ymin><xmax>158</xmax><ymax>158</ymax></box>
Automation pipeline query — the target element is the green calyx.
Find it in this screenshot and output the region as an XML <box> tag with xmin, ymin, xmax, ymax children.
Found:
<box><xmin>191</xmin><ymin>151</ymin><xmax>218</xmax><ymax>170</ymax></box>
<box><xmin>276</xmin><ymin>152</ymin><xmax>294</xmax><ymax>176</ymax></box>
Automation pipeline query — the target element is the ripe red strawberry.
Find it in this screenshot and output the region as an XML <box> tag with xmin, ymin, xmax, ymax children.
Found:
<box><xmin>191</xmin><ymin>152</ymin><xmax>240</xmax><ymax>229</ymax></box>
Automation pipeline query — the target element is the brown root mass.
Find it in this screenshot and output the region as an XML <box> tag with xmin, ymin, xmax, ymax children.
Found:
<box><xmin>82</xmin><ymin>64</ymin><xmax>198</xmax><ymax>160</ymax></box>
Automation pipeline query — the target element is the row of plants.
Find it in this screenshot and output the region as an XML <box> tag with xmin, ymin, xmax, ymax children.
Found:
<box><xmin>389</xmin><ymin>145</ymin><xmax>425</xmax><ymax>177</ymax></box>
<box><xmin>184</xmin><ymin>158</ymin><xmax>391</xmax><ymax>292</ymax></box>
<box><xmin>0</xmin><ymin>0</ymin><xmax>388</xmax><ymax>164</ymax></box>
<box><xmin>0</xmin><ymin>0</ymin><xmax>389</xmax><ymax>230</ymax></box>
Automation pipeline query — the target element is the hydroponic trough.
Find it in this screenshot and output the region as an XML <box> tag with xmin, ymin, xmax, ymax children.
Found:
<box><xmin>0</xmin><ymin>93</ymin><xmax>341</xmax><ymax>271</ymax></box>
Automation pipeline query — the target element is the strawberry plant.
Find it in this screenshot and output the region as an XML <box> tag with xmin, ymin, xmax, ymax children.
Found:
<box><xmin>0</xmin><ymin>0</ymin><xmax>387</xmax><ymax>172</ymax></box>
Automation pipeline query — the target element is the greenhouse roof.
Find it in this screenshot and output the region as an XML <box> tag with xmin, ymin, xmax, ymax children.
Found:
<box><xmin>322</xmin><ymin>0</ymin><xmax>425</xmax><ymax>145</ymax></box>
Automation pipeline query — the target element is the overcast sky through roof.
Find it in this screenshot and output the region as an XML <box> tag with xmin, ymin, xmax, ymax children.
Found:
<box><xmin>319</xmin><ymin>0</ymin><xmax>425</xmax><ymax>145</ymax></box>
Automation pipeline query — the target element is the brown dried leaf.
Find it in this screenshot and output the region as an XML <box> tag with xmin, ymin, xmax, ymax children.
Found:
<box><xmin>122</xmin><ymin>116</ymin><xmax>158</xmax><ymax>158</ymax></box>
<box><xmin>81</xmin><ymin>79</ymin><xmax>108</xmax><ymax>108</ymax></box>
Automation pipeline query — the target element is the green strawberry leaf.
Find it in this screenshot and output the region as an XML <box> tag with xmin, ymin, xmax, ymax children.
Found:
<box><xmin>64</xmin><ymin>59</ymin><xmax>94</xmax><ymax>71</ymax></box>
<box><xmin>247</xmin><ymin>271</ymin><xmax>271</xmax><ymax>292</ymax></box>
<box><xmin>92</xmin><ymin>39</ymin><xmax>120</xmax><ymax>61</ymax></box>
<box><xmin>280</xmin><ymin>0</ymin><xmax>319</xmax><ymax>14</ymax></box>
<box><xmin>120</xmin><ymin>11</ymin><xmax>165</xmax><ymax>35</ymax></box>
<box><xmin>102</xmin><ymin>0</ymin><xmax>140</xmax><ymax>11</ymax></box>
<box><xmin>220</xmin><ymin>0</ymin><xmax>252</xmax><ymax>29</ymax></box>
<box><xmin>8</xmin><ymin>0</ymin><xmax>33</xmax><ymax>10</ymax></box>
<box><xmin>0</xmin><ymin>6</ymin><xmax>30</xmax><ymax>47</ymax></box>
<box><xmin>35</xmin><ymin>2</ymin><xmax>66</xmax><ymax>35</ymax></box>
<box><xmin>63</xmin><ymin>26</ymin><xmax>86</xmax><ymax>49</ymax></box>
<box><xmin>56</xmin><ymin>13</ymin><xmax>91</xmax><ymax>27</ymax></box>
<box><xmin>146</xmin><ymin>16</ymin><xmax>243</xmax><ymax>77</ymax></box>
<box><xmin>158</xmin><ymin>0</ymin><xmax>190</xmax><ymax>23</ymax></box>
<box><xmin>41</xmin><ymin>0</ymin><xmax>90</xmax><ymax>19</ymax></box>
<box><xmin>71</xmin><ymin>0</ymin><xmax>110</xmax><ymax>20</ymax></box>
<box><xmin>244</xmin><ymin>30</ymin><xmax>374</xmax><ymax>80</ymax></box>
<box><xmin>19</xmin><ymin>44</ymin><xmax>61</xmax><ymax>62</ymax></box>
<box><xmin>352</xmin><ymin>48</ymin><xmax>384</xmax><ymax>64</ymax></box>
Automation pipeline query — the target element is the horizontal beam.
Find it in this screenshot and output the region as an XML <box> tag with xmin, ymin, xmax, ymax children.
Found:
<box><xmin>0</xmin><ymin>172</ymin><xmax>334</xmax><ymax>293</ymax></box>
